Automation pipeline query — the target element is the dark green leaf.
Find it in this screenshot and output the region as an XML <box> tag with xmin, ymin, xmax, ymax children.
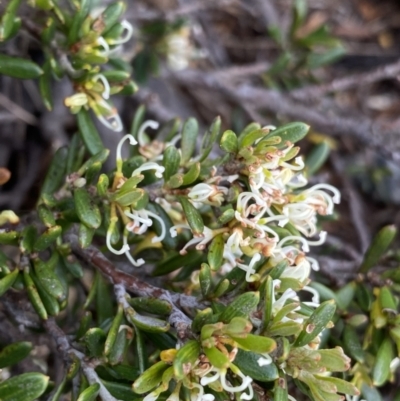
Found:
<box><xmin>0</xmin><ymin>54</ymin><xmax>42</xmax><ymax>79</ymax></box>
<box><xmin>294</xmin><ymin>300</ymin><xmax>336</xmax><ymax>347</ymax></box>
<box><xmin>77</xmin><ymin>109</ymin><xmax>104</xmax><ymax>156</ymax></box>
<box><xmin>220</xmin><ymin>130</ymin><xmax>238</xmax><ymax>153</ymax></box>
<box><xmin>181</xmin><ymin>118</ymin><xmax>198</xmax><ymax>163</ymax></box>
<box><xmin>234</xmin><ymin>349</ymin><xmax>279</xmax><ymax>382</ymax></box>
<box><xmin>0</xmin><ymin>372</ymin><xmax>49</xmax><ymax>401</ymax></box>
<box><xmin>0</xmin><ymin>342</ymin><xmax>33</xmax><ymax>369</ymax></box>
<box><xmin>360</xmin><ymin>225</ymin><xmax>397</xmax><ymax>273</ymax></box>
<box><xmin>179</xmin><ymin>196</ymin><xmax>204</xmax><ymax>235</ymax></box>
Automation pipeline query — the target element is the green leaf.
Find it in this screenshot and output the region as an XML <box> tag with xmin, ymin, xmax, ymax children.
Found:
<box><xmin>98</xmin><ymin>1</ymin><xmax>126</xmax><ymax>35</ymax></box>
<box><xmin>274</xmin><ymin>376</ymin><xmax>288</xmax><ymax>401</ymax></box>
<box><xmin>0</xmin><ymin>342</ymin><xmax>33</xmax><ymax>369</ymax></box>
<box><xmin>108</xmin><ymin>326</ymin><xmax>133</xmax><ymax>365</ymax></box>
<box><xmin>291</xmin><ymin>0</ymin><xmax>308</xmax><ymax>34</ymax></box>
<box><xmin>130</xmin><ymin>105</ymin><xmax>146</xmax><ymax>142</ymax></box>
<box><xmin>83</xmin><ymin>328</ymin><xmax>107</xmax><ymax>358</ymax></box>
<box><xmin>181</xmin><ymin>162</ymin><xmax>201</xmax><ymax>186</ymax></box>
<box><xmin>179</xmin><ymin>196</ymin><xmax>204</xmax><ymax>235</ymax></box>
<box><xmin>37</xmin><ymin>205</ymin><xmax>56</xmax><ymax>228</ymax></box>
<box><xmin>220</xmin><ymin>292</ymin><xmax>260</xmax><ymax>323</ymax></box>
<box><xmin>220</xmin><ymin>130</ymin><xmax>238</xmax><ymax>153</ymax></box>
<box><xmin>132</xmin><ymin>361</ymin><xmax>169</xmax><ymax>394</ymax></box>
<box><xmin>112</xmin><ymin>187</ymin><xmax>145</xmax><ymax>208</ymax></box>
<box><xmin>268</xmin><ymin>122</ymin><xmax>309</xmax><ymax>146</ymax></box>
<box><xmin>361</xmin><ymin>383</ymin><xmax>383</xmax><ymax>401</ymax></box>
<box><xmin>128</xmin><ymin>297</ymin><xmax>172</xmax><ymax>316</ymax></box>
<box><xmin>203</xmin><ymin>346</ymin><xmax>230</xmax><ymax>370</ymax></box>
<box><xmin>207</xmin><ymin>234</ymin><xmax>224</xmax><ymax>271</ymax></box>
<box><xmin>74</xmin><ymin>188</ymin><xmax>102</xmax><ymax>229</ymax></box>
<box><xmin>173</xmin><ymin>340</ymin><xmax>200</xmax><ymax>380</ymax></box>
<box><xmin>33</xmin><ymin>256</ymin><xmax>65</xmax><ymax>301</ymax></box>
<box><xmin>60</xmin><ymin>253</ymin><xmax>83</xmax><ymax>278</ymax></box>
<box><xmin>372</xmin><ymin>337</ymin><xmax>393</xmax><ymax>386</ymax></box>
<box><xmin>77</xmin><ymin>149</ymin><xmax>110</xmax><ymax>176</ymax></box>
<box><xmin>218</xmin><ymin>208</ymin><xmax>235</xmax><ymax>225</ymax></box>
<box><xmin>23</xmin><ymin>268</ymin><xmax>48</xmax><ymax>320</ymax></box>
<box><xmin>0</xmin><ymin>269</ymin><xmax>19</xmax><ymax>297</ymax></box>
<box><xmin>238</xmin><ymin>122</ymin><xmax>261</xmax><ymax>144</ymax></box>
<box><xmin>79</xmin><ymin>224</ymin><xmax>95</xmax><ymax>248</ymax></box>
<box><xmin>163</xmin><ymin>146</ymin><xmax>181</xmax><ymax>181</ymax></box>
<box><xmin>102</xmin><ymin>380</ymin><xmax>138</xmax><ymax>401</ymax></box>
<box><xmin>0</xmin><ymin>230</ymin><xmax>19</xmax><ymax>246</ymax></box>
<box><xmin>314</xmin><ymin>375</ymin><xmax>359</xmax><ymax>396</ymax></box>
<box><xmin>343</xmin><ymin>325</ymin><xmax>365</xmax><ymax>363</ymax></box>
<box><xmin>317</xmin><ymin>347</ymin><xmax>351</xmax><ymax>372</ymax></box>
<box><xmin>199</xmin><ymin>263</ymin><xmax>212</xmax><ymax>298</ymax></box>
<box><xmin>0</xmin><ymin>54</ymin><xmax>42</xmax><ymax>79</ymax></box>
<box><xmin>77</xmin><ymin>383</ymin><xmax>100</xmax><ymax>401</ymax></box>
<box><xmin>336</xmin><ymin>281</ymin><xmax>356</xmax><ymax>310</ymax></box>
<box><xmin>360</xmin><ymin>225</ymin><xmax>397</xmax><ymax>273</ymax></box>
<box><xmin>181</xmin><ymin>118</ymin><xmax>198</xmax><ymax>163</ymax></box>
<box><xmin>104</xmin><ymin>304</ymin><xmax>124</xmax><ymax>356</ymax></box>
<box><xmin>0</xmin><ymin>0</ymin><xmax>22</xmax><ymax>41</ymax></box>
<box><xmin>125</xmin><ymin>307</ymin><xmax>170</xmax><ymax>333</ymax></box>
<box><xmin>29</xmin><ymin>269</ymin><xmax>60</xmax><ymax>317</ymax></box>
<box><xmin>153</xmin><ymin>250</ymin><xmax>203</xmax><ymax>276</ymax></box>
<box><xmin>239</xmin><ymin>128</ymin><xmax>270</xmax><ymax>148</ymax></box>
<box><xmin>39</xmin><ymin>58</ymin><xmax>53</xmax><ymax>111</ymax></box>
<box><xmin>77</xmin><ymin>109</ymin><xmax>105</xmax><ymax>156</ymax></box>
<box><xmin>0</xmin><ymin>372</ymin><xmax>49</xmax><ymax>401</ymax></box>
<box><xmin>307</xmin><ymin>47</ymin><xmax>345</xmax><ymax>70</ymax></box>
<box><xmin>34</xmin><ymin>225</ymin><xmax>62</xmax><ymax>252</ymax></box>
<box><xmin>305</xmin><ymin>141</ymin><xmax>330</xmax><ymax>176</ymax></box>
<box><xmin>40</xmin><ymin>146</ymin><xmax>68</xmax><ymax>196</ymax></box>
<box><xmin>200</xmin><ymin>116</ymin><xmax>221</xmax><ymax>161</ymax></box>
<box><xmin>231</xmin><ymin>334</ymin><xmax>276</xmax><ymax>354</ymax></box>
<box><xmin>234</xmin><ymin>349</ymin><xmax>279</xmax><ymax>382</ymax></box>
<box><xmin>294</xmin><ymin>299</ymin><xmax>336</xmax><ymax>347</ymax></box>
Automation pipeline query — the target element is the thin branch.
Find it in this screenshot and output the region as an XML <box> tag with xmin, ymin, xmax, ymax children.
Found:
<box><xmin>66</xmin><ymin>233</ymin><xmax>205</xmax><ymax>311</ymax></box>
<box><xmin>331</xmin><ymin>153</ymin><xmax>371</xmax><ymax>253</ymax></box>
<box><xmin>0</xmin><ymin>92</ymin><xmax>38</xmax><ymax>126</ymax></box>
<box><xmin>44</xmin><ymin>318</ymin><xmax>118</xmax><ymax>401</ymax></box>
<box><xmin>114</xmin><ymin>284</ymin><xmax>192</xmax><ymax>339</ymax></box>
<box><xmin>291</xmin><ymin>58</ymin><xmax>400</xmax><ymax>101</ymax></box>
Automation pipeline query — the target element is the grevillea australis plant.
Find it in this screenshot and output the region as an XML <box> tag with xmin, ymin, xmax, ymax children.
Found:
<box><xmin>0</xmin><ymin>2</ymin><xmax>399</xmax><ymax>401</ymax></box>
<box><xmin>1</xmin><ymin>106</ymin><xmax>360</xmax><ymax>401</ymax></box>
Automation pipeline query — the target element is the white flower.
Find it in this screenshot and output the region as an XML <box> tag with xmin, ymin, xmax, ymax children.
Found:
<box><xmin>116</xmin><ymin>134</ymin><xmax>137</xmax><ymax>171</ymax></box>
<box><xmin>200</xmin><ymin>367</ymin><xmax>253</xmax><ymax>401</ymax></box>
<box><xmin>257</xmin><ymin>356</ymin><xmax>272</xmax><ymax>366</ymax></box>
<box><xmin>237</xmin><ymin>253</ymin><xmax>261</xmax><ymax>282</ymax></box>
<box><xmin>188</xmin><ymin>183</ymin><xmax>228</xmax><ymax>206</ymax></box>
<box><xmin>170</xmin><ymin>225</ymin><xmax>216</xmax><ymax>255</ymax></box>
<box><xmin>132</xmin><ymin>162</ymin><xmax>165</xmax><ymax>178</ymax></box>
<box><xmin>137</xmin><ymin>120</ymin><xmax>160</xmax><ymax>147</ymax></box>
<box><xmin>92</xmin><ymin>73</ymin><xmax>111</xmax><ymax>99</ymax></box>
<box><xmin>107</xmin><ymin>20</ymin><xmax>134</xmax><ymax>45</ymax></box>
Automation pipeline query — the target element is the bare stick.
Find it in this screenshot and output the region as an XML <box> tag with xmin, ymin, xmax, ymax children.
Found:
<box><xmin>291</xmin><ymin>58</ymin><xmax>400</xmax><ymax>100</ymax></box>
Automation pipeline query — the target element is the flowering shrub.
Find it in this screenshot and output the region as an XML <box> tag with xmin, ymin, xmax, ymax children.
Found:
<box><xmin>0</xmin><ymin>2</ymin><xmax>399</xmax><ymax>401</ymax></box>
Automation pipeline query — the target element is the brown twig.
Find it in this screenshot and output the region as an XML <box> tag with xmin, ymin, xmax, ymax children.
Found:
<box><xmin>44</xmin><ymin>318</ymin><xmax>118</xmax><ymax>401</ymax></box>
<box><xmin>290</xmin><ymin>58</ymin><xmax>400</xmax><ymax>101</ymax></box>
<box><xmin>331</xmin><ymin>153</ymin><xmax>371</xmax><ymax>253</ymax></box>
<box><xmin>0</xmin><ymin>92</ymin><xmax>38</xmax><ymax>126</ymax></box>
<box><xmin>66</xmin><ymin>233</ymin><xmax>204</xmax><ymax>311</ymax></box>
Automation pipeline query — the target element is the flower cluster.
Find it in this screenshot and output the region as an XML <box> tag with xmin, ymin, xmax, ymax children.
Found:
<box><xmin>106</xmin><ymin>118</ymin><xmax>358</xmax><ymax>401</ymax></box>
<box><xmin>64</xmin><ymin>4</ymin><xmax>136</xmax><ymax>131</ymax></box>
